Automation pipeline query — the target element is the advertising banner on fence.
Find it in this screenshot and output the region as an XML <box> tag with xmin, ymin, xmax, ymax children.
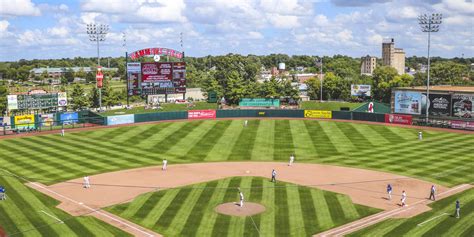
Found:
<box><xmin>57</xmin><ymin>92</ymin><xmax>68</xmax><ymax>106</ymax></box>
<box><xmin>428</xmin><ymin>94</ymin><xmax>451</xmax><ymax>116</ymax></box>
<box><xmin>452</xmin><ymin>94</ymin><xmax>473</xmax><ymax>118</ymax></box>
<box><xmin>304</xmin><ymin>110</ymin><xmax>332</xmax><ymax>119</ymax></box>
<box><xmin>394</xmin><ymin>91</ymin><xmax>422</xmax><ymax>115</ymax></box>
<box><xmin>384</xmin><ymin>114</ymin><xmax>412</xmax><ymax>125</ymax></box>
<box><xmin>39</xmin><ymin>113</ymin><xmax>55</xmax><ymax>127</ymax></box>
<box><xmin>450</xmin><ymin>120</ymin><xmax>474</xmax><ymax>130</ymax></box>
<box><xmin>351</xmin><ymin>85</ymin><xmax>371</xmax><ymax>97</ymax></box>
<box><xmin>107</xmin><ymin>114</ymin><xmax>135</xmax><ymax>126</ymax></box>
<box><xmin>60</xmin><ymin>112</ymin><xmax>79</xmax><ymax>125</ymax></box>
<box><xmin>7</xmin><ymin>95</ymin><xmax>18</xmax><ymax>110</ymax></box>
<box><xmin>14</xmin><ymin>114</ymin><xmax>35</xmax><ymax>129</ymax></box>
<box><xmin>188</xmin><ymin>110</ymin><xmax>216</xmax><ymax>119</ymax></box>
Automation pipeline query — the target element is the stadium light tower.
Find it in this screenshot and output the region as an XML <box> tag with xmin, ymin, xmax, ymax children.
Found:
<box><xmin>418</xmin><ymin>13</ymin><xmax>442</xmax><ymax>122</ymax></box>
<box><xmin>86</xmin><ymin>23</ymin><xmax>109</xmax><ymax>111</ymax></box>
<box><xmin>315</xmin><ymin>57</ymin><xmax>323</xmax><ymax>102</ymax></box>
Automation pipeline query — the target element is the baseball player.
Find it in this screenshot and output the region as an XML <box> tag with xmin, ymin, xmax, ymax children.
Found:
<box><xmin>244</xmin><ymin>120</ymin><xmax>248</xmax><ymax>127</ymax></box>
<box><xmin>162</xmin><ymin>159</ymin><xmax>168</xmax><ymax>171</ymax></box>
<box><xmin>239</xmin><ymin>188</ymin><xmax>244</xmax><ymax>207</ymax></box>
<box><xmin>455</xmin><ymin>200</ymin><xmax>460</xmax><ymax>218</ymax></box>
<box><xmin>387</xmin><ymin>184</ymin><xmax>393</xmax><ymax>200</ymax></box>
<box><xmin>418</xmin><ymin>131</ymin><xmax>422</xmax><ymax>140</ymax></box>
<box><xmin>288</xmin><ymin>154</ymin><xmax>295</xmax><ymax>166</ymax></box>
<box><xmin>401</xmin><ymin>190</ymin><xmax>407</xmax><ymax>207</ymax></box>
<box><xmin>61</xmin><ymin>129</ymin><xmax>65</xmax><ymax>137</ymax></box>
<box><xmin>83</xmin><ymin>176</ymin><xmax>90</xmax><ymax>188</ymax></box>
<box><xmin>429</xmin><ymin>185</ymin><xmax>436</xmax><ymax>201</ymax></box>
<box><xmin>271</xmin><ymin>169</ymin><xmax>277</xmax><ymax>182</ymax></box>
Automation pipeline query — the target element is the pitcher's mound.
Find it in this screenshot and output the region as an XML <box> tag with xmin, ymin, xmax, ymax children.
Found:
<box><xmin>215</xmin><ymin>202</ymin><xmax>266</xmax><ymax>217</ymax></box>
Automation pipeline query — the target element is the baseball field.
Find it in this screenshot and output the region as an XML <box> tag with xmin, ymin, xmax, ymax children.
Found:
<box><xmin>0</xmin><ymin>119</ymin><xmax>473</xmax><ymax>236</ymax></box>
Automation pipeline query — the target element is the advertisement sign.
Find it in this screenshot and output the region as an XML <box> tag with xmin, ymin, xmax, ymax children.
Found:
<box><xmin>351</xmin><ymin>85</ymin><xmax>371</xmax><ymax>97</ymax></box>
<box><xmin>39</xmin><ymin>113</ymin><xmax>55</xmax><ymax>127</ymax></box>
<box><xmin>127</xmin><ymin>62</ymin><xmax>141</xmax><ymax>73</ymax></box>
<box><xmin>239</xmin><ymin>98</ymin><xmax>280</xmax><ymax>107</ymax></box>
<box><xmin>428</xmin><ymin>94</ymin><xmax>451</xmax><ymax>116</ymax></box>
<box><xmin>304</xmin><ymin>110</ymin><xmax>332</xmax><ymax>119</ymax></box>
<box><xmin>394</xmin><ymin>91</ymin><xmax>422</xmax><ymax>115</ymax></box>
<box><xmin>7</xmin><ymin>95</ymin><xmax>18</xmax><ymax>110</ymax></box>
<box><xmin>141</xmin><ymin>62</ymin><xmax>173</xmax><ymax>82</ymax></box>
<box><xmin>129</xmin><ymin>48</ymin><xmax>183</xmax><ymax>60</ymax></box>
<box><xmin>188</xmin><ymin>110</ymin><xmax>216</xmax><ymax>119</ymax></box>
<box><xmin>57</xmin><ymin>92</ymin><xmax>67</xmax><ymax>106</ymax></box>
<box><xmin>60</xmin><ymin>112</ymin><xmax>79</xmax><ymax>125</ymax></box>
<box><xmin>14</xmin><ymin>114</ymin><xmax>35</xmax><ymax>129</ymax></box>
<box><xmin>107</xmin><ymin>114</ymin><xmax>135</xmax><ymax>126</ymax></box>
<box><xmin>450</xmin><ymin>120</ymin><xmax>474</xmax><ymax>130</ymax></box>
<box><xmin>384</xmin><ymin>114</ymin><xmax>412</xmax><ymax>125</ymax></box>
<box><xmin>96</xmin><ymin>70</ymin><xmax>103</xmax><ymax>88</ymax></box>
<box><xmin>452</xmin><ymin>94</ymin><xmax>473</xmax><ymax>118</ymax></box>
<box><xmin>0</xmin><ymin>116</ymin><xmax>11</xmax><ymax>127</ymax></box>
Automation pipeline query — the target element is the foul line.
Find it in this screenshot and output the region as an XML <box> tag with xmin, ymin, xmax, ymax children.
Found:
<box><xmin>417</xmin><ymin>213</ymin><xmax>449</xmax><ymax>226</ymax></box>
<box><xmin>249</xmin><ymin>215</ymin><xmax>261</xmax><ymax>236</ymax></box>
<box><xmin>1</xmin><ymin>168</ymin><xmax>155</xmax><ymax>237</ymax></box>
<box><xmin>39</xmin><ymin>210</ymin><xmax>64</xmax><ymax>224</ymax></box>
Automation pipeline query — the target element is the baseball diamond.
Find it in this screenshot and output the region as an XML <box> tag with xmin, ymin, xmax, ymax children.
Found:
<box><xmin>0</xmin><ymin>119</ymin><xmax>473</xmax><ymax>236</ymax></box>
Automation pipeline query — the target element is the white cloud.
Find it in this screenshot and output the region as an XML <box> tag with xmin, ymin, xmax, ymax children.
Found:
<box><xmin>0</xmin><ymin>0</ymin><xmax>41</xmax><ymax>16</ymax></box>
<box><xmin>313</xmin><ymin>14</ymin><xmax>330</xmax><ymax>26</ymax></box>
<box><xmin>0</xmin><ymin>20</ymin><xmax>9</xmax><ymax>33</ymax></box>
<box><xmin>248</xmin><ymin>31</ymin><xmax>264</xmax><ymax>39</ymax></box>
<box><xmin>267</xmin><ymin>14</ymin><xmax>300</xmax><ymax>28</ymax></box>
<box><xmin>434</xmin><ymin>0</ymin><xmax>474</xmax><ymax>15</ymax></box>
<box><xmin>48</xmin><ymin>27</ymin><xmax>69</xmax><ymax>37</ymax></box>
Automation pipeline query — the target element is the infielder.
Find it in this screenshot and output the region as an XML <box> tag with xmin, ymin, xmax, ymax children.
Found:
<box><xmin>401</xmin><ymin>190</ymin><xmax>407</xmax><ymax>207</ymax></box>
<box><xmin>418</xmin><ymin>131</ymin><xmax>423</xmax><ymax>140</ymax></box>
<box><xmin>429</xmin><ymin>185</ymin><xmax>436</xmax><ymax>201</ymax></box>
<box><xmin>271</xmin><ymin>169</ymin><xmax>277</xmax><ymax>182</ymax></box>
<box><xmin>288</xmin><ymin>154</ymin><xmax>295</xmax><ymax>166</ymax></box>
<box><xmin>239</xmin><ymin>188</ymin><xmax>244</xmax><ymax>207</ymax></box>
<box><xmin>162</xmin><ymin>159</ymin><xmax>168</xmax><ymax>171</ymax></box>
<box><xmin>244</xmin><ymin>120</ymin><xmax>248</xmax><ymax>127</ymax></box>
<box><xmin>387</xmin><ymin>184</ymin><xmax>393</xmax><ymax>200</ymax></box>
<box><xmin>83</xmin><ymin>176</ymin><xmax>90</xmax><ymax>188</ymax></box>
<box><xmin>455</xmin><ymin>200</ymin><xmax>460</xmax><ymax>218</ymax></box>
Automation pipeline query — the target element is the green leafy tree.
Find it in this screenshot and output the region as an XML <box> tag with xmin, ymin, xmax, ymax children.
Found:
<box><xmin>372</xmin><ymin>66</ymin><xmax>398</xmax><ymax>102</ymax></box>
<box><xmin>64</xmin><ymin>68</ymin><xmax>75</xmax><ymax>83</ymax></box>
<box><xmin>0</xmin><ymin>84</ymin><xmax>7</xmax><ymax>115</ymax></box>
<box><xmin>305</xmin><ymin>77</ymin><xmax>321</xmax><ymax>100</ymax></box>
<box><xmin>85</xmin><ymin>71</ymin><xmax>95</xmax><ymax>83</ymax></box>
<box><xmin>431</xmin><ymin>61</ymin><xmax>468</xmax><ymax>85</ymax></box>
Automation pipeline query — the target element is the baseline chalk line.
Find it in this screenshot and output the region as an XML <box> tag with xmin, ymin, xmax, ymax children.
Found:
<box><xmin>417</xmin><ymin>213</ymin><xmax>449</xmax><ymax>226</ymax></box>
<box><xmin>39</xmin><ymin>210</ymin><xmax>64</xmax><ymax>224</ymax></box>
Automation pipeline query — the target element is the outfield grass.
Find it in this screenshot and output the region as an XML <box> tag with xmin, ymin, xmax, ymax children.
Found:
<box><xmin>0</xmin><ymin>171</ymin><xmax>131</xmax><ymax>237</ymax></box>
<box><xmin>300</xmin><ymin>101</ymin><xmax>362</xmax><ymax>111</ymax></box>
<box><xmin>0</xmin><ymin>119</ymin><xmax>472</xmax><ymax>236</ymax></box>
<box><xmin>349</xmin><ymin>188</ymin><xmax>474</xmax><ymax>237</ymax></box>
<box><xmin>99</xmin><ymin>102</ymin><xmax>219</xmax><ymax>116</ymax></box>
<box><xmin>106</xmin><ymin>176</ymin><xmax>380</xmax><ymax>236</ymax></box>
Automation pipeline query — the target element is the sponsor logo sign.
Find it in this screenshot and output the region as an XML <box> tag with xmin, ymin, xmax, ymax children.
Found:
<box><xmin>188</xmin><ymin>110</ymin><xmax>216</xmax><ymax>119</ymax></box>
<box><xmin>127</xmin><ymin>62</ymin><xmax>141</xmax><ymax>73</ymax></box>
<box><xmin>129</xmin><ymin>48</ymin><xmax>183</xmax><ymax>60</ymax></box>
<box><xmin>384</xmin><ymin>114</ymin><xmax>412</xmax><ymax>125</ymax></box>
<box><xmin>60</xmin><ymin>112</ymin><xmax>79</xmax><ymax>125</ymax></box>
<box><xmin>452</xmin><ymin>94</ymin><xmax>473</xmax><ymax>118</ymax></box>
<box><xmin>368</xmin><ymin>102</ymin><xmax>374</xmax><ymax>113</ymax></box>
<box><xmin>14</xmin><ymin>114</ymin><xmax>35</xmax><ymax>129</ymax></box>
<box><xmin>39</xmin><ymin>114</ymin><xmax>55</xmax><ymax>127</ymax></box>
<box><xmin>304</xmin><ymin>110</ymin><xmax>332</xmax><ymax>119</ymax></box>
<box><xmin>141</xmin><ymin>62</ymin><xmax>173</xmax><ymax>82</ymax></box>
<box><xmin>450</xmin><ymin>120</ymin><xmax>474</xmax><ymax>131</ymax></box>
<box><xmin>351</xmin><ymin>84</ymin><xmax>371</xmax><ymax>97</ymax></box>
<box><xmin>7</xmin><ymin>95</ymin><xmax>18</xmax><ymax>110</ymax></box>
<box><xmin>394</xmin><ymin>91</ymin><xmax>422</xmax><ymax>115</ymax></box>
<box><xmin>57</xmin><ymin>92</ymin><xmax>67</xmax><ymax>106</ymax></box>
<box><xmin>107</xmin><ymin>114</ymin><xmax>135</xmax><ymax>126</ymax></box>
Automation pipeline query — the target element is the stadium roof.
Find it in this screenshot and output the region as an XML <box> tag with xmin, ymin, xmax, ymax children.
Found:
<box><xmin>395</xmin><ymin>86</ymin><xmax>474</xmax><ymax>93</ymax></box>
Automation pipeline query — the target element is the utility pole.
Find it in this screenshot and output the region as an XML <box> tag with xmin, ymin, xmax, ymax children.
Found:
<box><xmin>315</xmin><ymin>57</ymin><xmax>323</xmax><ymax>102</ymax></box>
<box><xmin>86</xmin><ymin>23</ymin><xmax>109</xmax><ymax>112</ymax></box>
<box><xmin>418</xmin><ymin>13</ymin><xmax>442</xmax><ymax>123</ymax></box>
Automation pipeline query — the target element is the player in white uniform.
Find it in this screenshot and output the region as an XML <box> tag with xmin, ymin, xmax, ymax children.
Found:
<box><xmin>418</xmin><ymin>131</ymin><xmax>422</xmax><ymax>140</ymax></box>
<box><xmin>244</xmin><ymin>120</ymin><xmax>248</xmax><ymax>127</ymax></box>
<box><xmin>401</xmin><ymin>190</ymin><xmax>407</xmax><ymax>207</ymax></box>
<box><xmin>239</xmin><ymin>188</ymin><xmax>244</xmax><ymax>207</ymax></box>
<box><xmin>83</xmin><ymin>176</ymin><xmax>90</xmax><ymax>188</ymax></box>
<box><xmin>288</xmin><ymin>154</ymin><xmax>295</xmax><ymax>166</ymax></box>
<box><xmin>61</xmin><ymin>129</ymin><xmax>65</xmax><ymax>137</ymax></box>
<box><xmin>162</xmin><ymin>159</ymin><xmax>168</xmax><ymax>171</ymax></box>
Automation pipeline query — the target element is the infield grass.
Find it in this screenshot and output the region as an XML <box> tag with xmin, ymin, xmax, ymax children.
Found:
<box><xmin>106</xmin><ymin>176</ymin><xmax>380</xmax><ymax>236</ymax></box>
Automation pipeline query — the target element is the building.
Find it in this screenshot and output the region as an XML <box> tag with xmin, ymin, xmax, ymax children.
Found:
<box><xmin>360</xmin><ymin>55</ymin><xmax>377</xmax><ymax>75</ymax></box>
<box><xmin>30</xmin><ymin>67</ymin><xmax>118</xmax><ymax>78</ymax></box>
<box><xmin>382</xmin><ymin>38</ymin><xmax>406</xmax><ymax>75</ymax></box>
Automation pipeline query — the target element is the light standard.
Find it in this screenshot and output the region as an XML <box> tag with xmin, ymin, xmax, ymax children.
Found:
<box><xmin>418</xmin><ymin>13</ymin><xmax>442</xmax><ymax>122</ymax></box>
<box><xmin>86</xmin><ymin>23</ymin><xmax>109</xmax><ymax>111</ymax></box>
<box><xmin>315</xmin><ymin>57</ymin><xmax>323</xmax><ymax>102</ymax></box>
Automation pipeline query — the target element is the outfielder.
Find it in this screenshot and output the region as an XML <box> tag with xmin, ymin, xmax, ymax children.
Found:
<box><xmin>83</xmin><ymin>176</ymin><xmax>90</xmax><ymax>188</ymax></box>
<box><xmin>288</xmin><ymin>154</ymin><xmax>295</xmax><ymax>166</ymax></box>
<box><xmin>418</xmin><ymin>131</ymin><xmax>423</xmax><ymax>140</ymax></box>
<box><xmin>239</xmin><ymin>188</ymin><xmax>244</xmax><ymax>207</ymax></box>
<box><xmin>455</xmin><ymin>200</ymin><xmax>460</xmax><ymax>218</ymax></box>
<box><xmin>271</xmin><ymin>169</ymin><xmax>277</xmax><ymax>182</ymax></box>
<box><xmin>429</xmin><ymin>185</ymin><xmax>436</xmax><ymax>201</ymax></box>
<box><xmin>401</xmin><ymin>190</ymin><xmax>407</xmax><ymax>207</ymax></box>
<box><xmin>244</xmin><ymin>120</ymin><xmax>248</xmax><ymax>127</ymax></box>
<box><xmin>162</xmin><ymin>159</ymin><xmax>168</xmax><ymax>171</ymax></box>
<box><xmin>61</xmin><ymin>129</ymin><xmax>65</xmax><ymax>137</ymax></box>
<box><xmin>387</xmin><ymin>184</ymin><xmax>393</xmax><ymax>200</ymax></box>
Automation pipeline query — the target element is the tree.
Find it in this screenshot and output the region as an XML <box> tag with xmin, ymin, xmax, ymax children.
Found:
<box><xmin>305</xmin><ymin>77</ymin><xmax>321</xmax><ymax>100</ymax></box>
<box><xmin>75</xmin><ymin>68</ymin><xmax>86</xmax><ymax>79</ymax></box>
<box><xmin>0</xmin><ymin>84</ymin><xmax>7</xmax><ymax>115</ymax></box>
<box><xmin>64</xmin><ymin>68</ymin><xmax>75</xmax><ymax>83</ymax></box>
<box><xmin>372</xmin><ymin>66</ymin><xmax>398</xmax><ymax>102</ymax></box>
<box><xmin>70</xmin><ymin>84</ymin><xmax>89</xmax><ymax>110</ymax></box>
<box><xmin>431</xmin><ymin>61</ymin><xmax>468</xmax><ymax>85</ymax></box>
<box><xmin>85</xmin><ymin>71</ymin><xmax>95</xmax><ymax>83</ymax></box>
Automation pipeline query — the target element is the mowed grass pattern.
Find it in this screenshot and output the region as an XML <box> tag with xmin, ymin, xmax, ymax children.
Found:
<box><xmin>349</xmin><ymin>188</ymin><xmax>474</xmax><ymax>237</ymax></box>
<box><xmin>0</xmin><ymin>172</ymin><xmax>131</xmax><ymax>237</ymax></box>
<box><xmin>1</xmin><ymin>120</ymin><xmax>472</xmax><ymax>186</ymax></box>
<box><xmin>106</xmin><ymin>177</ymin><xmax>380</xmax><ymax>236</ymax></box>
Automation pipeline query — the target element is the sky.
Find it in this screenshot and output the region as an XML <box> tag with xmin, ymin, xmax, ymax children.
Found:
<box><xmin>0</xmin><ymin>0</ymin><xmax>472</xmax><ymax>61</ymax></box>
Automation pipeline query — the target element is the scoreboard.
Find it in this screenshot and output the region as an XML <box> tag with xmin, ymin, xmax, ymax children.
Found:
<box><xmin>7</xmin><ymin>92</ymin><xmax>67</xmax><ymax>110</ymax></box>
<box><xmin>127</xmin><ymin>62</ymin><xmax>186</xmax><ymax>96</ymax></box>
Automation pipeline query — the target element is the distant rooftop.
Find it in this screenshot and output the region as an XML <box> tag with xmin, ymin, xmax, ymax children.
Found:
<box><xmin>396</xmin><ymin>85</ymin><xmax>474</xmax><ymax>93</ymax></box>
<box><xmin>30</xmin><ymin>67</ymin><xmax>118</xmax><ymax>74</ymax></box>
